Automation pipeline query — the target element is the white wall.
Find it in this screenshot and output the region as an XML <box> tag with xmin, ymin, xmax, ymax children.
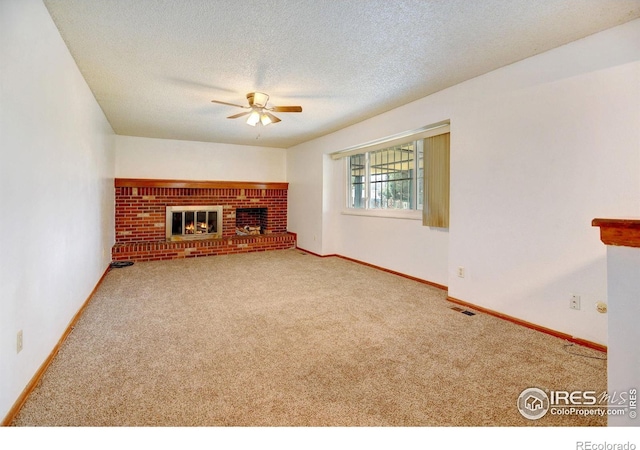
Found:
<box><xmin>0</xmin><ymin>0</ymin><xmax>115</xmax><ymax>421</ymax></box>
<box><xmin>605</xmin><ymin>245</ymin><xmax>640</xmax><ymax>426</ymax></box>
<box><xmin>447</xmin><ymin>21</ymin><xmax>640</xmax><ymax>346</ymax></box>
<box><xmin>115</xmin><ymin>135</ymin><xmax>286</xmax><ymax>182</ymax></box>
<box><xmin>286</xmin><ymin>142</ymin><xmax>326</xmax><ymax>253</ymax></box>
<box><xmin>287</xmin><ymin>19</ymin><xmax>640</xmax><ymax>345</ymax></box>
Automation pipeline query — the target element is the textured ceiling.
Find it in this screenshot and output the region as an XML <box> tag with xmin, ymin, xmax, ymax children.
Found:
<box><xmin>43</xmin><ymin>0</ymin><xmax>640</xmax><ymax>148</ymax></box>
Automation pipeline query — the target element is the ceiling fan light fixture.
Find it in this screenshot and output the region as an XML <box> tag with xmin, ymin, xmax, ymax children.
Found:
<box><xmin>260</xmin><ymin>112</ymin><xmax>272</xmax><ymax>126</ymax></box>
<box><xmin>213</xmin><ymin>92</ymin><xmax>301</xmax><ymax>127</ymax></box>
<box><xmin>246</xmin><ymin>110</ymin><xmax>261</xmax><ymax>126</ymax></box>
<box><xmin>250</xmin><ymin>92</ymin><xmax>269</xmax><ymax>108</ymax></box>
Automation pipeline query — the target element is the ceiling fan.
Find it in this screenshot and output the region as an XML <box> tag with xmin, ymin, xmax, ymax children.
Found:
<box><xmin>211</xmin><ymin>92</ymin><xmax>302</xmax><ymax>126</ymax></box>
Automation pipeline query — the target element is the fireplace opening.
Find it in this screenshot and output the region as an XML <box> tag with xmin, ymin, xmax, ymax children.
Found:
<box><xmin>166</xmin><ymin>205</ymin><xmax>223</xmax><ymax>241</ymax></box>
<box><xmin>236</xmin><ymin>207</ymin><xmax>267</xmax><ymax>235</ymax></box>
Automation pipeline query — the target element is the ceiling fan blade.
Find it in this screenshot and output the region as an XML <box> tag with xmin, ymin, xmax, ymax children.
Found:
<box><xmin>264</xmin><ymin>111</ymin><xmax>281</xmax><ymax>123</ymax></box>
<box><xmin>271</xmin><ymin>105</ymin><xmax>302</xmax><ymax>113</ymax></box>
<box><xmin>212</xmin><ymin>100</ymin><xmax>248</xmax><ymax>108</ymax></box>
<box><xmin>227</xmin><ymin>111</ymin><xmax>250</xmax><ymax>119</ymax></box>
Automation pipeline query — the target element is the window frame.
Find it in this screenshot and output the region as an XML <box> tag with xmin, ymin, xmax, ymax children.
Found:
<box><xmin>333</xmin><ymin>122</ymin><xmax>449</xmax><ymax>220</ymax></box>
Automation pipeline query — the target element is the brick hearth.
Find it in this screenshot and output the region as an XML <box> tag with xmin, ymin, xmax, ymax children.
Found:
<box><xmin>112</xmin><ymin>179</ymin><xmax>296</xmax><ymax>262</ymax></box>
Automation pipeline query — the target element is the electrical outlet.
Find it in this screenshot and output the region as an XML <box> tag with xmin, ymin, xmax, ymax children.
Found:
<box><xmin>596</xmin><ymin>302</ymin><xmax>607</xmax><ymax>314</ymax></box>
<box><xmin>17</xmin><ymin>330</ymin><xmax>23</xmax><ymax>354</ymax></box>
<box><xmin>570</xmin><ymin>295</ymin><xmax>581</xmax><ymax>310</ymax></box>
<box><xmin>457</xmin><ymin>267</ymin><xmax>465</xmax><ymax>278</ymax></box>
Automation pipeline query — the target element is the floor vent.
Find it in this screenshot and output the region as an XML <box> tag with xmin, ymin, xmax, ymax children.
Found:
<box><xmin>450</xmin><ymin>306</ymin><xmax>476</xmax><ymax>316</ymax></box>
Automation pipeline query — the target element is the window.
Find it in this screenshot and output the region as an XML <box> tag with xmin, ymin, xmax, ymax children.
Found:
<box><xmin>348</xmin><ymin>140</ymin><xmax>423</xmax><ymax>211</ymax></box>
<box><xmin>332</xmin><ymin>122</ymin><xmax>450</xmax><ymax>227</ymax></box>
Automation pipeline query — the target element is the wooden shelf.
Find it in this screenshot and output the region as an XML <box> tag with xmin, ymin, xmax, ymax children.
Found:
<box><xmin>592</xmin><ymin>218</ymin><xmax>640</xmax><ymax>248</ymax></box>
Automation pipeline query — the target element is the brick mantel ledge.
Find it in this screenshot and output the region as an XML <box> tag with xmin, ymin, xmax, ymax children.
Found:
<box><xmin>592</xmin><ymin>218</ymin><xmax>640</xmax><ymax>248</ymax></box>
<box><xmin>115</xmin><ymin>178</ymin><xmax>288</xmax><ymax>190</ymax></box>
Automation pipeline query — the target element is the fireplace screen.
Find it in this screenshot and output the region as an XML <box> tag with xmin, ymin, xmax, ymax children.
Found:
<box><xmin>166</xmin><ymin>205</ymin><xmax>223</xmax><ymax>241</ymax></box>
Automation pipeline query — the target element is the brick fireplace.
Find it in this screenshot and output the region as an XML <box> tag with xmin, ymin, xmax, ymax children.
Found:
<box><xmin>112</xmin><ymin>179</ymin><xmax>296</xmax><ymax>262</ymax></box>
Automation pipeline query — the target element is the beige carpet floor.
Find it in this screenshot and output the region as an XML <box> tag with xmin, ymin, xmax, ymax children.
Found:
<box><xmin>12</xmin><ymin>249</ymin><xmax>607</xmax><ymax>426</ymax></box>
